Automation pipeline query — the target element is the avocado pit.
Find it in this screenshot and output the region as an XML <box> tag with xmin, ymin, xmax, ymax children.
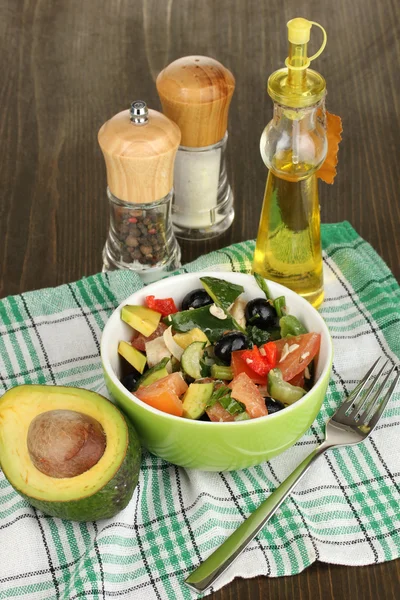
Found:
<box><xmin>27</xmin><ymin>410</ymin><xmax>106</xmax><ymax>478</ymax></box>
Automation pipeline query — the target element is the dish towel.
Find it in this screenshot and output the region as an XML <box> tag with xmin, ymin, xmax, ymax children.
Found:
<box><xmin>0</xmin><ymin>221</ymin><xmax>399</xmax><ymax>600</ymax></box>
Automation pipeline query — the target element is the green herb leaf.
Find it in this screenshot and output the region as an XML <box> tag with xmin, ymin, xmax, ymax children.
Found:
<box><xmin>246</xmin><ymin>325</ymin><xmax>271</xmax><ymax>346</ymax></box>
<box><xmin>199</xmin><ymin>349</ymin><xmax>214</xmax><ymax>377</ymax></box>
<box><xmin>206</xmin><ymin>384</ymin><xmax>246</xmax><ymax>415</ymax></box>
<box><xmin>279</xmin><ymin>315</ymin><xmax>307</xmax><ymax>337</ymax></box>
<box><xmin>273</xmin><ymin>296</ymin><xmax>286</xmax><ymax>318</ymax></box>
<box><xmin>206</xmin><ymin>385</ymin><xmax>230</xmax><ymax>408</ymax></box>
<box><xmin>220</xmin><ymin>395</ymin><xmax>246</xmax><ymax>415</ymax></box>
<box><xmin>253</xmin><ymin>273</ymin><xmax>271</xmax><ymax>299</ymax></box>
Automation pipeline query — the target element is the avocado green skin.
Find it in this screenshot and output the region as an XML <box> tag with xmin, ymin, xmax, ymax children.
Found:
<box><xmin>18</xmin><ymin>416</ymin><xmax>141</xmax><ymax>522</ymax></box>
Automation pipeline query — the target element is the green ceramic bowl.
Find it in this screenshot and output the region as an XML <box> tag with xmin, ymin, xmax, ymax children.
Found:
<box><xmin>101</xmin><ymin>272</ymin><xmax>333</xmax><ymax>471</ymax></box>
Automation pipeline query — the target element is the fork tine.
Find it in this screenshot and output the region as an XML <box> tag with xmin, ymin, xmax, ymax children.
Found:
<box><xmin>358</xmin><ymin>364</ymin><xmax>396</xmax><ymax>424</ymax></box>
<box><xmin>349</xmin><ymin>360</ymin><xmax>390</xmax><ymax>419</ymax></box>
<box><xmin>334</xmin><ymin>357</ymin><xmax>382</xmax><ymax>419</ymax></box>
<box><xmin>363</xmin><ymin>369</ymin><xmax>400</xmax><ymax>432</ymax></box>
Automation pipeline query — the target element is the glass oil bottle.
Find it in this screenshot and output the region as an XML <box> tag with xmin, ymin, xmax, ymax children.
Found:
<box><xmin>253</xmin><ymin>18</ymin><xmax>328</xmax><ymax>308</ymax></box>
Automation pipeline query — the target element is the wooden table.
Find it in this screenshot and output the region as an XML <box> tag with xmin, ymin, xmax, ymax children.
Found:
<box><xmin>0</xmin><ymin>0</ymin><xmax>399</xmax><ymax>598</ymax></box>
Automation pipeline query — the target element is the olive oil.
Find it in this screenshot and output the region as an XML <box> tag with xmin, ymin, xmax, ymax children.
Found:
<box><xmin>253</xmin><ymin>18</ymin><xmax>328</xmax><ymax>309</ymax></box>
<box><xmin>253</xmin><ymin>169</ymin><xmax>324</xmax><ymax>308</ymax></box>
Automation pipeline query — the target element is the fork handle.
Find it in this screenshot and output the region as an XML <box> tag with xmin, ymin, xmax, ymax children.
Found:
<box><xmin>185</xmin><ymin>442</ymin><xmax>330</xmax><ymax>593</ymax></box>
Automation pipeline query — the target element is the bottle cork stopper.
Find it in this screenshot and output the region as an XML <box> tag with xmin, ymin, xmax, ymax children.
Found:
<box><xmin>98</xmin><ymin>102</ymin><xmax>181</xmax><ymax>204</ymax></box>
<box><xmin>156</xmin><ymin>56</ymin><xmax>235</xmax><ymax>148</ymax></box>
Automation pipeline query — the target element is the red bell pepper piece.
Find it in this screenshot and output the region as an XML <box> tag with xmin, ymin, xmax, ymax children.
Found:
<box><xmin>262</xmin><ymin>342</ymin><xmax>278</xmax><ymax>368</ymax></box>
<box><xmin>240</xmin><ymin>346</ymin><xmax>269</xmax><ymax>377</ymax></box>
<box><xmin>145</xmin><ymin>295</ymin><xmax>178</xmax><ymax>317</ymax></box>
<box><xmin>231</xmin><ymin>351</ymin><xmax>267</xmax><ymax>385</ymax></box>
<box><xmin>239</xmin><ymin>342</ymin><xmax>278</xmax><ymax>377</ymax></box>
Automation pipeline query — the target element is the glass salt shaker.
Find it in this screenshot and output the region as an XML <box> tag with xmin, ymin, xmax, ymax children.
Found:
<box><xmin>98</xmin><ymin>101</ymin><xmax>181</xmax><ymax>283</ymax></box>
<box><xmin>156</xmin><ymin>56</ymin><xmax>235</xmax><ymax>240</ymax></box>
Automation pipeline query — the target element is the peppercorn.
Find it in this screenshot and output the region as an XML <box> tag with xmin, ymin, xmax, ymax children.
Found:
<box><xmin>112</xmin><ymin>207</ymin><xmax>168</xmax><ymax>267</ymax></box>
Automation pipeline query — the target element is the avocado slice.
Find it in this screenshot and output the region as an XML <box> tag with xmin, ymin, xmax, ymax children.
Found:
<box><xmin>118</xmin><ymin>341</ymin><xmax>147</xmax><ymax>374</ymax></box>
<box><xmin>121</xmin><ymin>305</ymin><xmax>161</xmax><ymax>337</ymax></box>
<box><xmin>0</xmin><ymin>385</ymin><xmax>141</xmax><ymax>521</ymax></box>
<box><xmin>182</xmin><ymin>382</ymin><xmax>214</xmax><ymax>419</ymax></box>
<box><xmin>173</xmin><ymin>328</ymin><xmax>210</xmax><ymax>349</ymax></box>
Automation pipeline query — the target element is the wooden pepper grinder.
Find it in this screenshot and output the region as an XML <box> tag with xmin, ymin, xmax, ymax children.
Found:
<box><xmin>156</xmin><ymin>56</ymin><xmax>235</xmax><ymax>240</ymax></box>
<box><xmin>98</xmin><ymin>101</ymin><xmax>181</xmax><ymax>282</ymax></box>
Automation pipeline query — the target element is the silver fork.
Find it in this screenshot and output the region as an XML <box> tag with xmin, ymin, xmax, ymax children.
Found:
<box><xmin>185</xmin><ymin>358</ymin><xmax>399</xmax><ymax>593</ymax></box>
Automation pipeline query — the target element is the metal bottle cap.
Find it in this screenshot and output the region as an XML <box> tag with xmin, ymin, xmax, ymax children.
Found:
<box><xmin>130</xmin><ymin>100</ymin><xmax>149</xmax><ymax>125</ymax></box>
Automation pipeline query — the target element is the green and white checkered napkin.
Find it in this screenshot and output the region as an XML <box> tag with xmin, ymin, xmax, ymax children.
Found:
<box><xmin>0</xmin><ymin>221</ymin><xmax>399</xmax><ymax>600</ymax></box>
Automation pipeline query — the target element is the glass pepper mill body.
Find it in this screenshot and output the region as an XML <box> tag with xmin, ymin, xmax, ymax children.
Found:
<box><xmin>157</xmin><ymin>56</ymin><xmax>235</xmax><ymax>240</ymax></box>
<box><xmin>98</xmin><ymin>101</ymin><xmax>181</xmax><ymax>283</ymax></box>
<box><xmin>253</xmin><ymin>18</ymin><xmax>328</xmax><ymax>309</ymax></box>
<box><xmin>103</xmin><ymin>189</ymin><xmax>180</xmax><ymax>280</ymax></box>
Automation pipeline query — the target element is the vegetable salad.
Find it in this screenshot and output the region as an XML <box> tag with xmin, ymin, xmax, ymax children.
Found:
<box><xmin>118</xmin><ymin>275</ymin><xmax>321</xmax><ymax>422</ymax></box>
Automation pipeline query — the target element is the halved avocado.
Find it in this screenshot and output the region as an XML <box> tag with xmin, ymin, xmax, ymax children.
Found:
<box><xmin>0</xmin><ymin>385</ymin><xmax>141</xmax><ymax>521</ymax></box>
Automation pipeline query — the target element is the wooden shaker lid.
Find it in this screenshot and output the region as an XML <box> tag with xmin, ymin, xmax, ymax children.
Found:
<box><xmin>98</xmin><ymin>101</ymin><xmax>181</xmax><ymax>204</ymax></box>
<box><xmin>156</xmin><ymin>56</ymin><xmax>235</xmax><ymax>147</ymax></box>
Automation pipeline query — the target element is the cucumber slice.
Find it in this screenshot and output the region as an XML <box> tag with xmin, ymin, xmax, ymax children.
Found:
<box><xmin>234</xmin><ymin>411</ymin><xmax>250</xmax><ymax>421</ymax></box>
<box><xmin>181</xmin><ymin>341</ymin><xmax>206</xmax><ymax>379</ymax></box>
<box><xmin>210</xmin><ymin>364</ymin><xmax>234</xmax><ymax>380</ymax></box>
<box><xmin>268</xmin><ymin>368</ymin><xmax>306</xmax><ymax>405</ymax></box>
<box><xmin>135</xmin><ymin>357</ymin><xmax>170</xmax><ymax>390</ymax></box>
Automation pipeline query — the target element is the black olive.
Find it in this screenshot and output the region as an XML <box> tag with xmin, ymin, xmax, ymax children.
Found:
<box><xmin>181</xmin><ymin>288</ymin><xmax>213</xmax><ymax>311</ymax></box>
<box><xmin>245</xmin><ymin>298</ymin><xmax>279</xmax><ymax>331</ymax></box>
<box><xmin>265</xmin><ymin>398</ymin><xmax>285</xmax><ymax>414</ymax></box>
<box><xmin>214</xmin><ymin>331</ymin><xmax>249</xmax><ymax>364</ymax></box>
<box><xmin>121</xmin><ymin>372</ymin><xmax>140</xmax><ymax>392</ymax></box>
<box><xmin>199</xmin><ymin>412</ymin><xmax>211</xmax><ymax>422</ymax></box>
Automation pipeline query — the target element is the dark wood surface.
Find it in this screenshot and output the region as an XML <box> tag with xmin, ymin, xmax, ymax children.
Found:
<box><xmin>0</xmin><ymin>0</ymin><xmax>399</xmax><ymax>598</ymax></box>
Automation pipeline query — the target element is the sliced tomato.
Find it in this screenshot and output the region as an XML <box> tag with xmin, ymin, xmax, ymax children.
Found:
<box><xmin>256</xmin><ymin>384</ymin><xmax>269</xmax><ymax>397</ymax></box>
<box><xmin>288</xmin><ymin>371</ymin><xmax>305</xmax><ymax>388</ymax></box>
<box><xmin>135</xmin><ymin>388</ymin><xmax>183</xmax><ymax>416</ymax></box>
<box><xmin>131</xmin><ymin>322</ymin><xmax>168</xmax><ymax>352</ymax></box>
<box><xmin>231</xmin><ymin>351</ymin><xmax>267</xmax><ymax>385</ymax></box>
<box><xmin>229</xmin><ymin>372</ymin><xmax>268</xmax><ymax>419</ymax></box>
<box><xmin>206</xmin><ymin>402</ymin><xmax>235</xmax><ymax>422</ymax></box>
<box><xmin>134</xmin><ymin>372</ymin><xmax>188</xmax><ymax>416</ymax></box>
<box><xmin>274</xmin><ymin>333</ymin><xmax>320</xmax><ymax>382</ymax></box>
